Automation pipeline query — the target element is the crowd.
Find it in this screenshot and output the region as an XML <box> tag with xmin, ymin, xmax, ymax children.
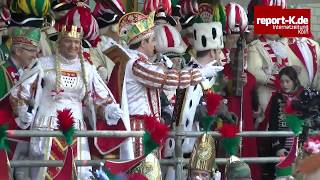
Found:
<box><xmin>0</xmin><ymin>0</ymin><xmax>320</xmax><ymax>179</ymax></box>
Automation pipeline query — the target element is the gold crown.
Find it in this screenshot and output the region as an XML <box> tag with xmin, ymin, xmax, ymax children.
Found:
<box><xmin>118</xmin><ymin>12</ymin><xmax>155</xmax><ymax>45</ymax></box>
<box><xmin>189</xmin><ymin>133</ymin><xmax>216</xmax><ymax>172</ymax></box>
<box><xmin>59</xmin><ymin>25</ymin><xmax>83</xmax><ymax>39</ymax></box>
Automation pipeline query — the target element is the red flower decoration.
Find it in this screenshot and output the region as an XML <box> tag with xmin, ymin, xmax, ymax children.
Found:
<box><xmin>219</xmin><ymin>123</ymin><xmax>239</xmax><ymax>138</ymax></box>
<box><xmin>57</xmin><ymin>109</ymin><xmax>75</xmax><ymax>132</ymax></box>
<box><xmin>205</xmin><ymin>91</ymin><xmax>223</xmax><ymax>115</ymax></box>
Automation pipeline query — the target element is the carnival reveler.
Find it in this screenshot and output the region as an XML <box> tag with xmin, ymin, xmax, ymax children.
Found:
<box><xmin>115</xmin><ymin>9</ymin><xmax>224</xmax><ymax>179</ymax></box>
<box><xmin>0</xmin><ymin>27</ymin><xmax>40</xmax><ymax>99</ymax></box>
<box><xmin>9</xmin><ymin>23</ymin><xmax>123</xmax><ymax>179</ymax></box>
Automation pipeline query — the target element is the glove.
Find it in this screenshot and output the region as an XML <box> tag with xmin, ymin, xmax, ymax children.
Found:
<box><xmin>199</xmin><ymin>64</ymin><xmax>224</xmax><ymax>79</ymax></box>
<box><xmin>104</xmin><ymin>104</ymin><xmax>123</xmax><ymax>125</ymax></box>
<box><xmin>16</xmin><ymin>104</ymin><xmax>34</xmax><ymax>129</ymax></box>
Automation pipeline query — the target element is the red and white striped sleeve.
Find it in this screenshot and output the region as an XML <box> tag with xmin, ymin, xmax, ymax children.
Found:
<box><xmin>132</xmin><ymin>58</ymin><xmax>202</xmax><ymax>90</ymax></box>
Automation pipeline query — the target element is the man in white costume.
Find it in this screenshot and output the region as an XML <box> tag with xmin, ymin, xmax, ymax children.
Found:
<box><xmin>118</xmin><ymin>11</ymin><xmax>223</xmax><ymax>174</ymax></box>
<box><xmin>9</xmin><ymin>24</ymin><xmax>123</xmax><ymax>180</ymax></box>
<box><xmin>179</xmin><ymin>21</ymin><xmax>225</xmax><ymax>157</ymax></box>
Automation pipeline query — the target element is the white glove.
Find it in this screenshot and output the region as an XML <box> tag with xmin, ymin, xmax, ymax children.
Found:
<box><xmin>16</xmin><ymin>104</ymin><xmax>34</xmax><ymax>129</ymax></box>
<box><xmin>104</xmin><ymin>104</ymin><xmax>123</xmax><ymax>125</ymax></box>
<box><xmin>199</xmin><ymin>65</ymin><xmax>224</xmax><ymax>79</ymax></box>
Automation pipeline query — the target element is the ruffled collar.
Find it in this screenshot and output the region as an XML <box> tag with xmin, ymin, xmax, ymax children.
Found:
<box><xmin>58</xmin><ymin>54</ymin><xmax>79</xmax><ymax>65</ymax></box>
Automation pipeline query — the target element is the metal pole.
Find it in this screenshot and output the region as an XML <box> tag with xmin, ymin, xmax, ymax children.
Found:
<box><xmin>7</xmin><ymin>130</ymin><xmax>312</xmax><ymax>138</ymax></box>
<box><xmin>174</xmin><ymin>125</ymin><xmax>184</xmax><ymax>180</ymax></box>
<box><xmin>9</xmin><ymin>157</ymin><xmax>281</xmax><ymax>167</ymax></box>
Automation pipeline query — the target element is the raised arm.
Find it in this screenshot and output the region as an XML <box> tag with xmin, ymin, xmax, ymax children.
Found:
<box><xmin>132</xmin><ymin>58</ymin><xmax>202</xmax><ymax>90</ymax></box>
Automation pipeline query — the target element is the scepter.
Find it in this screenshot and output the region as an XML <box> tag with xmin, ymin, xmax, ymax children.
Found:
<box><xmin>231</xmin><ymin>35</ymin><xmax>246</xmax><ymax>156</ymax></box>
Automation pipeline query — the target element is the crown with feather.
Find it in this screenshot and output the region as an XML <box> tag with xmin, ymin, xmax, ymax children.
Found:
<box><xmin>118</xmin><ymin>12</ymin><xmax>155</xmax><ymax>45</ymax></box>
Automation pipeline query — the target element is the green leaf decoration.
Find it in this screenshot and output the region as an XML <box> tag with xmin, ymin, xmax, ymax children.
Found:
<box><xmin>62</xmin><ymin>126</ymin><xmax>75</xmax><ymax>145</ymax></box>
<box><xmin>221</xmin><ymin>136</ymin><xmax>240</xmax><ymax>156</ymax></box>
<box><xmin>202</xmin><ymin>116</ymin><xmax>216</xmax><ymax>132</ymax></box>
<box><xmin>142</xmin><ymin>132</ymin><xmax>159</xmax><ymax>155</ymax></box>
<box><xmin>285</xmin><ymin>115</ymin><xmax>304</xmax><ymax>135</ymax></box>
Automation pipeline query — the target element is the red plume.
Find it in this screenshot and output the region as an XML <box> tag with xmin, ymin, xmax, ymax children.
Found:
<box><xmin>205</xmin><ymin>91</ymin><xmax>223</xmax><ymax>116</ymax></box>
<box><xmin>57</xmin><ymin>109</ymin><xmax>75</xmax><ymax>132</ymax></box>
<box><xmin>150</xmin><ymin>121</ymin><xmax>169</xmax><ymax>145</ymax></box>
<box><xmin>219</xmin><ymin>123</ymin><xmax>239</xmax><ymax>138</ymax></box>
<box><xmin>136</xmin><ymin>115</ymin><xmax>158</xmax><ymax>132</ymax></box>
<box><xmin>137</xmin><ymin>115</ymin><xmax>169</xmax><ymax>145</ymax></box>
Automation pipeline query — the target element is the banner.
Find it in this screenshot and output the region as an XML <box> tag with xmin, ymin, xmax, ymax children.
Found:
<box><xmin>254</xmin><ymin>6</ymin><xmax>311</xmax><ymax>37</ymax></box>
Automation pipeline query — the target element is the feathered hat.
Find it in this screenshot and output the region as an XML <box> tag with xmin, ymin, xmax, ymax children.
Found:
<box><xmin>118</xmin><ymin>12</ymin><xmax>155</xmax><ymax>46</ymax></box>
<box><xmin>11</xmin><ymin>27</ymin><xmax>41</xmax><ymax>50</ymax></box>
<box><xmin>59</xmin><ymin>5</ymin><xmax>99</xmax><ymax>42</ymax></box>
<box><xmin>9</xmin><ymin>0</ymin><xmax>50</xmax><ymax>28</ymax></box>
<box><xmin>92</xmin><ymin>0</ymin><xmax>125</xmax><ymax>29</ymax></box>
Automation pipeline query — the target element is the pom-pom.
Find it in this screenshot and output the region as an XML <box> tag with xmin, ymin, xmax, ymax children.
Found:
<box><xmin>221</xmin><ymin>137</ymin><xmax>240</xmax><ymax>156</ymax></box>
<box><xmin>202</xmin><ymin>116</ymin><xmax>216</xmax><ymax>132</ymax></box>
<box><xmin>57</xmin><ymin>109</ymin><xmax>75</xmax><ymax>145</ymax></box>
<box><xmin>138</xmin><ymin>115</ymin><xmax>169</xmax><ymax>145</ymax></box>
<box><xmin>218</xmin><ymin>123</ymin><xmax>239</xmax><ymax>138</ymax></box>
<box><xmin>205</xmin><ymin>91</ymin><xmax>223</xmax><ymax>116</ymax></box>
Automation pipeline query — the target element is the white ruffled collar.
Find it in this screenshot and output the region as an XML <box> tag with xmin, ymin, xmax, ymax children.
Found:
<box><xmin>58</xmin><ymin>54</ymin><xmax>79</xmax><ymax>65</ymax></box>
